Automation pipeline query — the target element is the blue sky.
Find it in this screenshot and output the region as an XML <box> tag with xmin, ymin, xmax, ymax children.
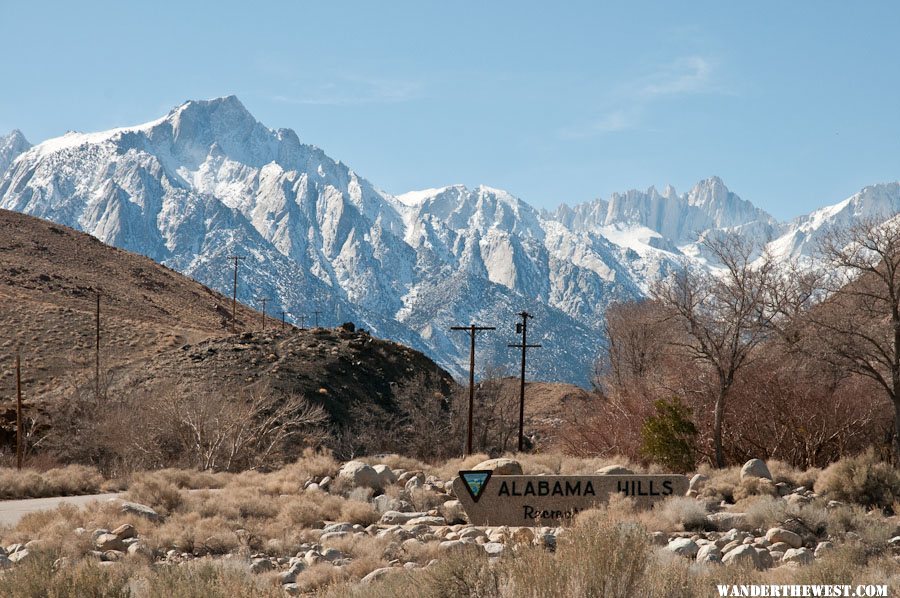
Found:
<box><xmin>2</xmin><ymin>1</ymin><xmax>898</xmax><ymax>220</ymax></box>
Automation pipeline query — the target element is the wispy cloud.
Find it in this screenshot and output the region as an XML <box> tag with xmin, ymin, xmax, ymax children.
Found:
<box><xmin>560</xmin><ymin>55</ymin><xmax>728</xmax><ymax>139</ymax></box>
<box><xmin>270</xmin><ymin>76</ymin><xmax>424</xmax><ymax>106</ymax></box>
<box><xmin>559</xmin><ymin>108</ymin><xmax>641</xmax><ymax>139</ymax></box>
<box><xmin>639</xmin><ymin>56</ymin><xmax>715</xmax><ymax>97</ymax></box>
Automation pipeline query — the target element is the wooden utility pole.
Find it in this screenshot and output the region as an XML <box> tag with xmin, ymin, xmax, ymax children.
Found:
<box><xmin>95</xmin><ymin>292</ymin><xmax>100</xmax><ymax>402</ymax></box>
<box><xmin>298</xmin><ymin>314</ymin><xmax>306</xmax><ymax>329</ymax></box>
<box><xmin>228</xmin><ymin>255</ymin><xmax>245</xmax><ymax>333</ymax></box>
<box><xmin>450</xmin><ymin>324</ymin><xmax>496</xmax><ymax>455</ymax></box>
<box><xmin>313</xmin><ymin>310</ymin><xmax>321</xmax><ymax>328</ymax></box>
<box><xmin>258</xmin><ymin>298</ymin><xmax>268</xmax><ymax>331</ymax></box>
<box><xmin>508</xmin><ymin>311</ymin><xmax>541</xmax><ymax>452</ymax></box>
<box><xmin>280</xmin><ymin>311</ymin><xmax>287</xmax><ymax>332</ymax></box>
<box><xmin>15</xmin><ymin>351</ymin><xmax>23</xmax><ymax>470</ymax></box>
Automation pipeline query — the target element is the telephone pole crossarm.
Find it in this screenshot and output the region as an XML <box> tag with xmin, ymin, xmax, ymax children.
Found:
<box><xmin>450</xmin><ymin>324</ymin><xmax>496</xmax><ymax>456</ymax></box>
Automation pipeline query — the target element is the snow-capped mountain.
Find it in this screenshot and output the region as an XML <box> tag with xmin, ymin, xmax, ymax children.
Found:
<box><xmin>1</xmin><ymin>96</ymin><xmax>898</xmax><ymax>386</ymax></box>
<box><xmin>0</xmin><ymin>130</ymin><xmax>30</xmax><ymax>176</ymax></box>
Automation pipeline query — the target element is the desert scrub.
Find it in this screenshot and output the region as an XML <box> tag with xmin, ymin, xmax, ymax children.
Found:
<box><xmin>125</xmin><ymin>475</ymin><xmax>184</xmax><ymax>515</ymax></box>
<box><xmin>637</xmin><ymin>496</ymin><xmax>709</xmax><ymax>532</ymax></box>
<box><xmin>0</xmin><ymin>552</ymin><xmax>131</xmax><ymax>598</ymax></box>
<box><xmin>0</xmin><ymin>465</ymin><xmax>103</xmax><ymax>499</ymax></box>
<box><xmin>814</xmin><ymin>449</ymin><xmax>900</xmax><ymax>510</ymax></box>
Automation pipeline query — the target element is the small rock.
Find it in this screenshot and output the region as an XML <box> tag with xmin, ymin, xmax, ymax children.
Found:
<box><xmin>740</xmin><ymin>459</ymin><xmax>772</xmax><ymax>481</ymax></box>
<box><xmin>127</xmin><ymin>542</ymin><xmax>152</xmax><ymax>558</ymax></box>
<box><xmin>707</xmin><ymin>512</ymin><xmax>748</xmax><ymax>531</ymax></box>
<box><xmin>667</xmin><ymin>538</ymin><xmax>700</xmax><ymax>559</ymax></box>
<box><xmin>0</xmin><ymin>555</ymin><xmax>12</xmax><ymax>569</ymax></box>
<box><xmin>250</xmin><ymin>557</ymin><xmax>275</xmax><ymax>574</ymax></box>
<box><xmin>472</xmin><ymin>458</ymin><xmax>523</xmax><ymax>476</ymax></box>
<box><xmin>755</xmin><ymin>548</ymin><xmax>773</xmax><ymax>570</ymax></box>
<box><xmin>360</xmin><ymin>567</ymin><xmax>394</xmax><ymax>584</ymax></box>
<box><xmin>696</xmin><ymin>544</ymin><xmax>723</xmax><ymax>564</ymax></box>
<box><xmin>373</xmin><ymin>465</ymin><xmax>397</xmax><ymax>487</ymax></box>
<box><xmin>814</xmin><ymin>541</ymin><xmax>834</xmax><ymax>558</ymax></box>
<box><xmin>596</xmin><ymin>465</ymin><xmax>635</xmax><ymax>475</ymax></box>
<box><xmin>7</xmin><ymin>549</ymin><xmax>30</xmax><ymax>564</ymax></box>
<box><xmin>438</xmin><ymin>540</ymin><xmax>466</xmax><ymax>552</ymax></box>
<box><xmin>380</xmin><ymin>511</ymin><xmax>429</xmax><ymax>525</ymax></box>
<box><xmin>483</xmin><ymin>542</ymin><xmax>504</xmax><ymax>556</ymax></box>
<box><xmin>339</xmin><ymin>461</ymin><xmax>382</xmax><ymax>490</ymax></box>
<box><xmin>722</xmin><ymin>544</ymin><xmax>762</xmax><ymax>569</ymax></box>
<box><xmin>689</xmin><ymin>474</ymin><xmax>709</xmax><ymax>493</ymax></box>
<box><xmin>120</xmin><ymin>501</ymin><xmax>160</xmax><ymax>522</ymax></box>
<box><xmin>112</xmin><ymin>524</ymin><xmax>136</xmax><ymax>540</ymax></box>
<box><xmin>95</xmin><ymin>534</ymin><xmax>126</xmax><ymax>552</ymax></box>
<box><xmin>782</xmin><ymin>547</ymin><xmax>814</xmax><ymax>566</ymax></box>
<box><xmin>765</xmin><ymin>528</ymin><xmax>802</xmax><ymax>549</ymax></box>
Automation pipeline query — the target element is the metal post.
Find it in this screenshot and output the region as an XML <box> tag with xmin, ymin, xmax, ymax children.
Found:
<box><xmin>281</xmin><ymin>311</ymin><xmax>286</xmax><ymax>332</ymax></box>
<box><xmin>299</xmin><ymin>314</ymin><xmax>306</xmax><ymax>329</ymax></box>
<box><xmin>15</xmin><ymin>351</ymin><xmax>23</xmax><ymax>470</ymax></box>
<box><xmin>229</xmin><ymin>255</ymin><xmax>245</xmax><ymax>333</ymax></box>
<box><xmin>259</xmin><ymin>298</ymin><xmax>268</xmax><ymax>331</ymax></box>
<box><xmin>450</xmin><ymin>324</ymin><xmax>495</xmax><ymax>455</ymax></box>
<box><xmin>95</xmin><ymin>292</ymin><xmax>100</xmax><ymax>402</ymax></box>
<box><xmin>314</xmin><ymin>310</ymin><xmax>321</xmax><ymax>328</ymax></box>
<box><xmin>508</xmin><ymin>311</ymin><xmax>541</xmax><ymax>452</ymax></box>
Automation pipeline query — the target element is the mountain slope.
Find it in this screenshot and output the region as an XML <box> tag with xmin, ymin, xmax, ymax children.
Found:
<box><xmin>0</xmin><ymin>209</ymin><xmax>454</xmax><ymax>439</ymax></box>
<box><xmin>2</xmin><ymin>97</ymin><xmax>899</xmax><ymax>386</ymax></box>
<box><xmin>0</xmin><ymin>130</ymin><xmax>30</xmax><ymax>176</ymax></box>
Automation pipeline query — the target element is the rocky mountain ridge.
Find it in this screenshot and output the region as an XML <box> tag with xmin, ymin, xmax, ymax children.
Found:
<box><xmin>2</xmin><ymin>97</ymin><xmax>899</xmax><ymax>386</ymax></box>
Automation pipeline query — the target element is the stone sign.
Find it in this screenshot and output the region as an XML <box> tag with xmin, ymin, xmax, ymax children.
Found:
<box><xmin>453</xmin><ymin>471</ymin><xmax>689</xmax><ymax>527</ymax></box>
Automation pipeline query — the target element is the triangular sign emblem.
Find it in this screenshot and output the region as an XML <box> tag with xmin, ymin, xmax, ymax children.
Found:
<box><xmin>459</xmin><ymin>470</ymin><xmax>492</xmax><ymax>503</ymax></box>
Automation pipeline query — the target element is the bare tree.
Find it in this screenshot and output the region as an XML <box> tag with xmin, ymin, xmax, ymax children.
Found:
<box><xmin>653</xmin><ymin>233</ymin><xmax>777</xmax><ymax>467</ymax></box>
<box><xmin>810</xmin><ymin>217</ymin><xmax>900</xmax><ymax>462</ymax></box>
<box><xmin>151</xmin><ymin>384</ymin><xmax>327</xmax><ymax>471</ymax></box>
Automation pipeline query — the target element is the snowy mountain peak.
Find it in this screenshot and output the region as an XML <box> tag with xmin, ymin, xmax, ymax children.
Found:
<box><xmin>0</xmin><ymin>129</ymin><xmax>31</xmax><ymax>176</ymax></box>
<box><xmin>1</xmin><ymin>98</ymin><xmax>898</xmax><ymax>387</ymax></box>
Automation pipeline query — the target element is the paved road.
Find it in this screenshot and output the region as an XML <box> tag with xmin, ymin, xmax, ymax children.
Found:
<box><xmin>0</xmin><ymin>493</ymin><xmax>123</xmax><ymax>527</ymax></box>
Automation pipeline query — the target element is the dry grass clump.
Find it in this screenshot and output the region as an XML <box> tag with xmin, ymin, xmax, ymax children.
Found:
<box><xmin>134</xmin><ymin>468</ymin><xmax>233</xmax><ymax>490</ymax></box>
<box><xmin>814</xmin><ymin>449</ymin><xmax>900</xmax><ymax>510</ymax></box>
<box><xmin>144</xmin><ymin>512</ymin><xmax>240</xmax><ymax>555</ymax></box>
<box><xmin>695</xmin><ymin>464</ymin><xmax>741</xmax><ymax>502</ymax></box>
<box><xmin>732</xmin><ymin>476</ymin><xmax>778</xmax><ymax>501</ymax></box>
<box><xmin>0</xmin><ymin>556</ymin><xmax>285</xmax><ymax>598</ymax></box>
<box><xmin>430</xmin><ymin>453</ymin><xmax>491</xmax><ymax>480</ymax></box>
<box><xmin>741</xmin><ymin>495</ymin><xmax>826</xmax><ymax>534</ymax></box>
<box><xmin>276</xmin><ymin>493</ymin><xmax>344</xmax><ymax>528</ymax></box>
<box><xmin>767</xmin><ymin>460</ymin><xmax>820</xmax><ymax>489</ymax></box>
<box><xmin>248</xmin><ymin>448</ymin><xmax>340</xmax><ymax>495</ymax></box>
<box><xmin>0</xmin><ymin>465</ymin><xmax>103</xmax><ymax>499</ymax></box>
<box><xmin>362</xmin><ymin>453</ymin><xmax>429</xmax><ymax>473</ymax></box>
<box><xmin>637</xmin><ymin>496</ymin><xmax>709</xmax><ymax>532</ymax></box>
<box><xmin>0</xmin><ymin>553</ymin><xmax>132</xmax><ymax>597</ymax></box>
<box><xmin>339</xmin><ymin>499</ymin><xmax>379</xmax><ymax>526</ymax></box>
<box><xmin>125</xmin><ymin>475</ymin><xmax>184</xmax><ymax>515</ymax></box>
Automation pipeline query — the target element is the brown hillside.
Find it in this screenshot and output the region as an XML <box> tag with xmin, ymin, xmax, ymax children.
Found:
<box><xmin>0</xmin><ymin>209</ymin><xmax>455</xmax><ymax>444</ymax></box>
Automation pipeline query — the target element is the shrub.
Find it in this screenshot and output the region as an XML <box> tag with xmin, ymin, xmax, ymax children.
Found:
<box><xmin>640</xmin><ymin>398</ymin><xmax>697</xmax><ymax>473</ymax></box>
<box><xmin>814</xmin><ymin>449</ymin><xmax>900</xmax><ymax>510</ymax></box>
<box><xmin>126</xmin><ymin>475</ymin><xmax>184</xmax><ymax>515</ymax></box>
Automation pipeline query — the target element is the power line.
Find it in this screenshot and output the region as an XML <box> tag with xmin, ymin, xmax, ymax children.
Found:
<box><xmin>450</xmin><ymin>324</ymin><xmax>496</xmax><ymax>456</ymax></box>
<box><xmin>508</xmin><ymin>311</ymin><xmax>541</xmax><ymax>452</ymax></box>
